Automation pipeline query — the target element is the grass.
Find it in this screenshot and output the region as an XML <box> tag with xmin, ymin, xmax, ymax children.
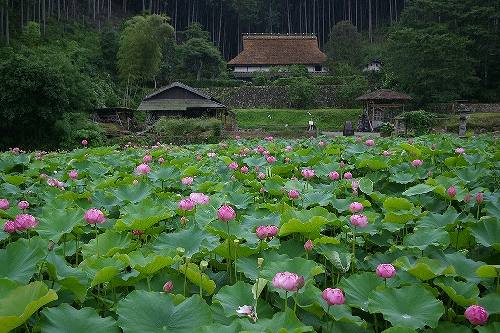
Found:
<box><xmin>446</xmin><ymin>112</ymin><xmax>500</xmax><ymax>132</ymax></box>
<box><xmin>234</xmin><ymin>108</ymin><xmax>363</xmax><ymax>131</ymax></box>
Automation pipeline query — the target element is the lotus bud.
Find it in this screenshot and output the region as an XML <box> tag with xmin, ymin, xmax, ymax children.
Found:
<box><xmin>257</xmin><ymin>257</ymin><xmax>264</xmax><ymax>268</ymax></box>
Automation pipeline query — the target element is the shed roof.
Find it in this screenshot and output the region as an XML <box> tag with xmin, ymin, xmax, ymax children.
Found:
<box><xmin>228</xmin><ymin>34</ymin><xmax>327</xmax><ymax>66</ymax></box>
<box><xmin>138</xmin><ymin>82</ymin><xmax>226</xmax><ymax>112</ymax></box>
<box><xmin>356</xmin><ymin>89</ymin><xmax>412</xmax><ymax>101</ymax></box>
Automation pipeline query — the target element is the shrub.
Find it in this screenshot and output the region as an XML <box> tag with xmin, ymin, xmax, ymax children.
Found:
<box><xmin>151</xmin><ymin>117</ymin><xmax>223</xmax><ymax>144</ymax></box>
<box><xmin>287</xmin><ymin>77</ymin><xmax>319</xmax><ymax>108</ymax></box>
<box><xmin>252</xmin><ymin>72</ymin><xmax>270</xmax><ymax>86</ymax></box>
<box><xmin>400</xmin><ymin>110</ymin><xmax>437</xmax><ymax>135</ymax></box>
<box><xmin>335</xmin><ymin>74</ymin><xmax>368</xmax><ymax>107</ymax></box>
<box><xmin>54</xmin><ymin>113</ymin><xmax>106</xmax><ymax>149</ymax></box>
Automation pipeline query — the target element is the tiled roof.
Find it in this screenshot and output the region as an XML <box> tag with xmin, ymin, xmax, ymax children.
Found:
<box><xmin>356</xmin><ymin>89</ymin><xmax>412</xmax><ymax>101</ymax></box>
<box><xmin>228</xmin><ymin>34</ymin><xmax>327</xmax><ymax>66</ymax></box>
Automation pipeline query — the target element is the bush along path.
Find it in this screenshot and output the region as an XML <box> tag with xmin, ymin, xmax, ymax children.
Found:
<box><xmin>0</xmin><ymin>134</ymin><xmax>498</xmax><ymax>332</ymax></box>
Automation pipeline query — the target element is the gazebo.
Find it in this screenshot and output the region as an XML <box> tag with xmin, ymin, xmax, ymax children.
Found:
<box><xmin>356</xmin><ymin>89</ymin><xmax>412</xmax><ymax>131</ymax></box>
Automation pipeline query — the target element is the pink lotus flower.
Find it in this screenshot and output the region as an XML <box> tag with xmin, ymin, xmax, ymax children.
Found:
<box><xmin>178</xmin><ymin>198</ymin><xmax>195</xmax><ymax>211</ymax></box>
<box><xmin>339</xmin><ymin>161</ymin><xmax>346</xmax><ymax>169</ymax></box>
<box><xmin>284</xmin><ymin>157</ymin><xmax>291</xmax><ymax>163</ymax></box>
<box><xmin>158</xmin><ymin>157</ymin><xmax>165</xmax><ymax>164</ymax></box>
<box><xmin>189</xmin><ymin>192</ymin><xmax>210</xmax><ymax>205</ymax></box>
<box><xmin>143</xmin><ymin>155</ymin><xmax>153</xmax><ymax>163</ymax></box>
<box><xmin>343</xmin><ymin>172</ymin><xmax>353</xmax><ymax>179</ymax></box>
<box><xmin>288</xmin><ymin>189</ymin><xmax>300</xmax><ymax>199</ymax></box>
<box><xmin>18</xmin><ymin>200</ymin><xmax>29</xmax><ymax>210</ymax></box>
<box><xmin>285</xmin><ymin>145</ymin><xmax>293</xmax><ymax>152</ymax></box>
<box><xmin>236</xmin><ymin>305</ymin><xmax>257</xmax><ymax>322</ymax></box>
<box><xmin>464</xmin><ymin>193</ymin><xmax>472</xmax><ymax>203</ymax></box>
<box><xmin>68</xmin><ymin>170</ymin><xmax>78</xmax><ymax>180</ymax></box>
<box><xmin>256</xmin><ymin>225</ymin><xmax>279</xmax><ymax>240</ymax></box>
<box><xmin>131</xmin><ymin>230</ymin><xmax>144</xmax><ymax>236</ymax></box>
<box><xmin>195</xmin><ymin>154</ymin><xmax>202</xmax><ymax>161</ymax></box>
<box><xmin>235</xmin><ymin>135</ymin><xmax>241</xmax><ymax>140</ymax></box>
<box><xmin>411</xmin><ymin>159</ymin><xmax>423</xmax><ymax>167</ymax></box>
<box><xmin>355</xmin><ymin>136</ymin><xmax>362</xmax><ymax>143</ymax></box>
<box><xmin>349</xmin><ymin>202</ymin><xmax>363</xmax><ymax>213</ymax></box>
<box><xmin>40</xmin><ymin>173</ymin><xmax>48</xmax><ymax>179</ymax></box>
<box><xmin>240</xmin><ymin>166</ymin><xmax>249</xmax><ymax>174</ymax></box>
<box><xmin>464</xmin><ymin>305</ymin><xmax>488</xmax><ymax>325</ymax></box>
<box><xmin>257</xmin><ymin>172</ymin><xmax>266</xmax><ymax>180</ymax></box>
<box><xmin>476</xmin><ymin>192</ymin><xmax>484</xmax><ymax>204</ymax></box>
<box><xmin>163</xmin><ymin>281</ymin><xmax>174</xmax><ymax>293</ymax></box>
<box><xmin>408</xmin><ymin>138</ymin><xmax>414</xmax><ymax>145</ymax></box>
<box><xmin>257</xmin><ymin>146</ymin><xmax>266</xmax><ymax>153</ymax></box>
<box><xmin>265</xmin><ymin>136</ymin><xmax>274</xmax><ymax>141</ymax></box>
<box><xmin>447</xmin><ymin>186</ymin><xmax>457</xmax><ymax>198</ymax></box>
<box><xmin>81</xmin><ymin>139</ymin><xmax>88</xmax><ymax>146</ymax></box>
<box><xmin>319</xmin><ymin>141</ymin><xmax>326</xmax><ymax>147</ymax></box>
<box><xmin>365</xmin><ymin>139</ymin><xmax>375</xmax><ymax>146</ymax></box>
<box><xmin>272</xmin><ymin>272</ymin><xmax>305</xmax><ymax>292</ymax></box>
<box><xmin>301</xmin><ymin>168</ymin><xmax>315</xmax><ymax>179</ymax></box>
<box><xmin>0</xmin><ymin>199</ymin><xmax>9</xmax><ymax>210</ymax></box>
<box><xmin>328</xmin><ymin>171</ymin><xmax>340</xmax><ymax>180</ymax></box>
<box><xmin>266</xmin><ymin>156</ymin><xmax>277</xmax><ymax>163</ymax></box>
<box><xmin>3</xmin><ymin>221</ymin><xmax>16</xmax><ymax>234</ymax></box>
<box><xmin>14</xmin><ymin>214</ymin><xmax>38</xmax><ymax>230</ymax></box>
<box><xmin>322</xmin><ymin>288</ymin><xmax>345</xmax><ymax>305</ymax></box>
<box><xmin>207</xmin><ymin>152</ymin><xmax>216</xmax><ymax>158</ymax></box>
<box><xmin>84</xmin><ymin>208</ymin><xmax>106</xmax><ymax>225</ymax></box>
<box><xmin>47</xmin><ymin>178</ymin><xmax>65</xmax><ymax>189</ymax></box>
<box><xmin>181</xmin><ymin>177</ymin><xmax>194</xmax><ymax>186</ymax></box>
<box><xmin>218</xmin><ymin>205</ymin><xmax>236</xmax><ymax>222</ymax></box>
<box><xmin>304</xmin><ymin>239</ymin><xmax>313</xmax><ymax>252</ymax></box>
<box><xmin>135</xmin><ymin>163</ymin><xmax>151</xmax><ymax>175</ymax></box>
<box><xmin>383</xmin><ymin>150</ymin><xmax>392</xmax><ymax>157</ymax></box>
<box><xmin>228</xmin><ymin>162</ymin><xmax>239</xmax><ymax>170</ymax></box>
<box><xmin>455</xmin><ymin>147</ymin><xmax>465</xmax><ymax>154</ymax></box>
<box><xmin>350</xmin><ymin>214</ymin><xmax>368</xmax><ymax>227</ymax></box>
<box><xmin>376</xmin><ymin>264</ymin><xmax>396</xmax><ymax>279</ymax></box>
<box><xmin>11</xmin><ymin>147</ymin><xmax>20</xmax><ymax>154</ymax></box>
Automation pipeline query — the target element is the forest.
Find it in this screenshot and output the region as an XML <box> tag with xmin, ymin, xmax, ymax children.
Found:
<box><xmin>0</xmin><ymin>0</ymin><xmax>499</xmax><ymax>149</ymax></box>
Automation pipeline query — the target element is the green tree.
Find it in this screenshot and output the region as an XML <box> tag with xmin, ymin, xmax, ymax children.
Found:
<box><xmin>177</xmin><ymin>23</ymin><xmax>225</xmax><ymax>81</ymax></box>
<box><xmin>288</xmin><ymin>77</ymin><xmax>319</xmax><ymax>108</ymax></box>
<box><xmin>100</xmin><ymin>25</ymin><xmax>119</xmax><ymax>75</ymax></box>
<box><xmin>386</xmin><ymin>27</ymin><xmax>478</xmax><ymax>105</ymax></box>
<box><xmin>117</xmin><ymin>15</ymin><xmax>174</xmax><ymax>84</ymax></box>
<box><xmin>326</xmin><ymin>21</ymin><xmax>364</xmax><ymax>68</ymax></box>
<box><xmin>20</xmin><ymin>21</ymin><xmax>41</xmax><ymax>47</ymax></box>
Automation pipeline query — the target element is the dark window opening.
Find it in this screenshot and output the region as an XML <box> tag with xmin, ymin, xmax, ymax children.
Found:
<box><xmin>314</xmin><ymin>65</ymin><xmax>322</xmax><ymax>72</ymax></box>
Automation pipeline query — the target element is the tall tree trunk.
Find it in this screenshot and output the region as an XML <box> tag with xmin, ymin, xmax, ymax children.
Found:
<box><xmin>93</xmin><ymin>0</ymin><xmax>95</xmax><ymax>20</ymax></box>
<box><xmin>287</xmin><ymin>0</ymin><xmax>291</xmax><ymax>33</ymax></box>
<box><xmin>174</xmin><ymin>0</ymin><xmax>177</xmax><ymax>39</ymax></box>
<box><xmin>304</xmin><ymin>0</ymin><xmax>307</xmax><ymax>33</ymax></box>
<box><xmin>368</xmin><ymin>0</ymin><xmax>372</xmax><ymax>42</ymax></box>
<box><xmin>217</xmin><ymin>0</ymin><xmax>222</xmax><ymax>47</ymax></box>
<box><xmin>58</xmin><ymin>0</ymin><xmax>60</xmax><ymax>20</ymax></box>
<box><xmin>42</xmin><ymin>0</ymin><xmax>46</xmax><ymax>34</ymax></box>
<box><xmin>5</xmin><ymin>1</ymin><xmax>9</xmax><ymax>46</ymax></box>
<box><xmin>389</xmin><ymin>0</ymin><xmax>393</xmax><ymax>25</ymax></box>
<box><xmin>21</xmin><ymin>0</ymin><xmax>24</xmax><ymax>28</ymax></box>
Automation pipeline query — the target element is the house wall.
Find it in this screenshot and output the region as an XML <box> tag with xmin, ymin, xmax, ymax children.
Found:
<box><xmin>233</xmin><ymin>65</ymin><xmax>326</xmax><ymax>73</ymax></box>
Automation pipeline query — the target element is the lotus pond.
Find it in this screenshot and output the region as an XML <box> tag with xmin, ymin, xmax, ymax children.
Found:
<box><xmin>0</xmin><ymin>134</ymin><xmax>499</xmax><ymax>333</ymax></box>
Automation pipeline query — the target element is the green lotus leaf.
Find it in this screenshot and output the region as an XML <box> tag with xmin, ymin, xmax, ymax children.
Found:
<box><xmin>403</xmin><ymin>228</ymin><xmax>450</xmax><ymax>250</ymax></box>
<box><xmin>434</xmin><ymin>276</ymin><xmax>479</xmax><ymax>306</ymax></box>
<box><xmin>117</xmin><ymin>292</ymin><xmax>212</xmax><ymax>333</ymax></box>
<box><xmin>113</xmin><ymin>183</ymin><xmax>152</xmax><ymax>203</ymax></box>
<box><xmin>177</xmin><ymin>263</ymin><xmax>216</xmax><ymax>295</ymax></box>
<box><xmin>153</xmin><ymin>225</ymin><xmax>219</xmax><ymax>257</ymax></box>
<box><xmin>81</xmin><ymin>230</ymin><xmax>133</xmax><ymax>258</ymax></box>
<box><xmin>40</xmin><ymin>303</ymin><xmax>118</xmax><ymax>333</ymax></box>
<box><xmin>475</xmin><ymin>265</ymin><xmax>500</xmax><ymax>278</ymax></box>
<box><xmin>384</xmin><ymin>197</ymin><xmax>414</xmax><ymax>211</ymax></box>
<box><xmin>45</xmin><ymin>252</ymin><xmax>88</xmax><ymax>301</ymax></box>
<box><xmin>242</xmin><ymin>156</ymin><xmax>267</xmax><ymax>167</ymax></box>
<box><xmin>212</xmin><ymin>281</ymin><xmax>254</xmax><ymax>317</ymax></box>
<box><xmin>389</xmin><ymin>172</ymin><xmax>417</xmax><ymax>184</ymax></box>
<box><xmin>279</xmin><ymin>216</ymin><xmax>329</xmax><ymax>238</ymax></box>
<box><xmin>225</xmin><ymin>191</ymin><xmax>253</xmax><ymax>209</ymax></box>
<box><xmin>444</xmin><ymin>252</ymin><xmax>485</xmax><ymax>283</ymax></box>
<box><xmin>368</xmin><ymin>285</ymin><xmax>444</xmax><ymax>329</ymax></box>
<box><xmin>403</xmin><ymin>184</ymin><xmax>435</xmax><ymax>196</ymax></box>
<box><xmin>357</xmin><ymin>158</ymin><xmax>388</xmax><ymax>170</ymax></box>
<box><xmin>382</xmin><ymin>327</ymin><xmax>417</xmax><ymax>333</ymax></box>
<box><xmin>0</xmin><ymin>281</ymin><xmax>58</xmax><ymax>333</ymax></box>
<box><xmin>400</xmin><ymin>143</ymin><xmax>422</xmax><ymax>157</ymax></box>
<box><xmin>261</xmin><ymin>257</ymin><xmax>324</xmax><ymax>284</ymax></box>
<box><xmin>235</xmin><ymin>251</ymin><xmax>290</xmax><ymax>281</ymax></box>
<box><xmin>417</xmin><ymin>207</ymin><xmax>460</xmax><ymax>229</ymax></box>
<box><xmin>478</xmin><ymin>293</ymin><xmax>500</xmax><ymax>314</ymax></box>
<box><xmin>79</xmin><ymin>254</ymin><xmax>128</xmax><ymax>287</ymax></box>
<box><xmin>240</xmin><ymin>308</ymin><xmax>313</xmax><ymax>333</ymax></box>
<box><xmin>470</xmin><ymin>217</ymin><xmax>500</xmax><ymax>250</ymax></box>
<box><xmin>339</xmin><ymin>272</ymin><xmax>383</xmax><ymax>311</ymax></box>
<box><xmin>115</xmin><ymin>198</ymin><xmax>175</xmax><ymax>230</ymax></box>
<box><xmin>0</xmin><ymin>237</ymin><xmax>46</xmax><ymax>284</ymax></box>
<box><xmin>476</xmin><ymin>323</ymin><xmax>500</xmax><ymax>333</ymax></box>
<box><xmin>359</xmin><ymin>177</ymin><xmax>374</xmax><ymax>194</ymax></box>
<box><xmin>394</xmin><ymin>256</ymin><xmax>455</xmax><ymax>281</ymax></box>
<box><xmin>302</xmin><ymin>190</ymin><xmax>333</xmax><ymax>207</ymax></box>
<box><xmin>2</xmin><ymin>175</ymin><xmax>26</xmax><ymax>186</ymax></box>
<box><xmin>424</xmin><ymin>321</ymin><xmax>471</xmax><ymax>333</ymax></box>
<box><xmin>148</xmin><ymin>166</ymin><xmax>181</xmax><ymax>182</ymax></box>
<box><xmin>128</xmin><ymin>251</ymin><xmax>176</xmax><ymax>275</ymax></box>
<box><xmin>199</xmin><ymin>320</ymin><xmax>247</xmax><ymax>333</ymax></box>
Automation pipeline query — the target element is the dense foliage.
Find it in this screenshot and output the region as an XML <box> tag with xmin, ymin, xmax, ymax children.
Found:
<box><xmin>0</xmin><ymin>135</ymin><xmax>498</xmax><ymax>332</ymax></box>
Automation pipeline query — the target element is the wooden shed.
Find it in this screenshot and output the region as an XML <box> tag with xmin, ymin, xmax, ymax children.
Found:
<box><xmin>138</xmin><ymin>82</ymin><xmax>235</xmax><ymax>128</ymax></box>
<box><xmin>356</xmin><ymin>89</ymin><xmax>412</xmax><ymax>131</ymax></box>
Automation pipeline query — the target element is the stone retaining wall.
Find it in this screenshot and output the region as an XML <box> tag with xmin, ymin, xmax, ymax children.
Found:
<box><xmin>200</xmin><ymin>85</ymin><xmax>338</xmax><ymax>108</ymax></box>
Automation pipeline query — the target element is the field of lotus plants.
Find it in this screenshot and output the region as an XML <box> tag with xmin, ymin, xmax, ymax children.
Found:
<box><xmin>0</xmin><ymin>134</ymin><xmax>499</xmax><ymax>333</ymax></box>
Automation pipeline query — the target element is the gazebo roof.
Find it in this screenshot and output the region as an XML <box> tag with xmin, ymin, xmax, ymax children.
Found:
<box><xmin>228</xmin><ymin>33</ymin><xmax>327</xmax><ymax>66</ymax></box>
<box><xmin>356</xmin><ymin>89</ymin><xmax>412</xmax><ymax>101</ymax></box>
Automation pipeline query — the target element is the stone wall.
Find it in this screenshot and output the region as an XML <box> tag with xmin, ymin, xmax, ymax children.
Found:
<box><xmin>200</xmin><ymin>85</ymin><xmax>338</xmax><ymax>108</ymax></box>
<box><xmin>432</xmin><ymin>103</ymin><xmax>500</xmax><ymax>114</ymax></box>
